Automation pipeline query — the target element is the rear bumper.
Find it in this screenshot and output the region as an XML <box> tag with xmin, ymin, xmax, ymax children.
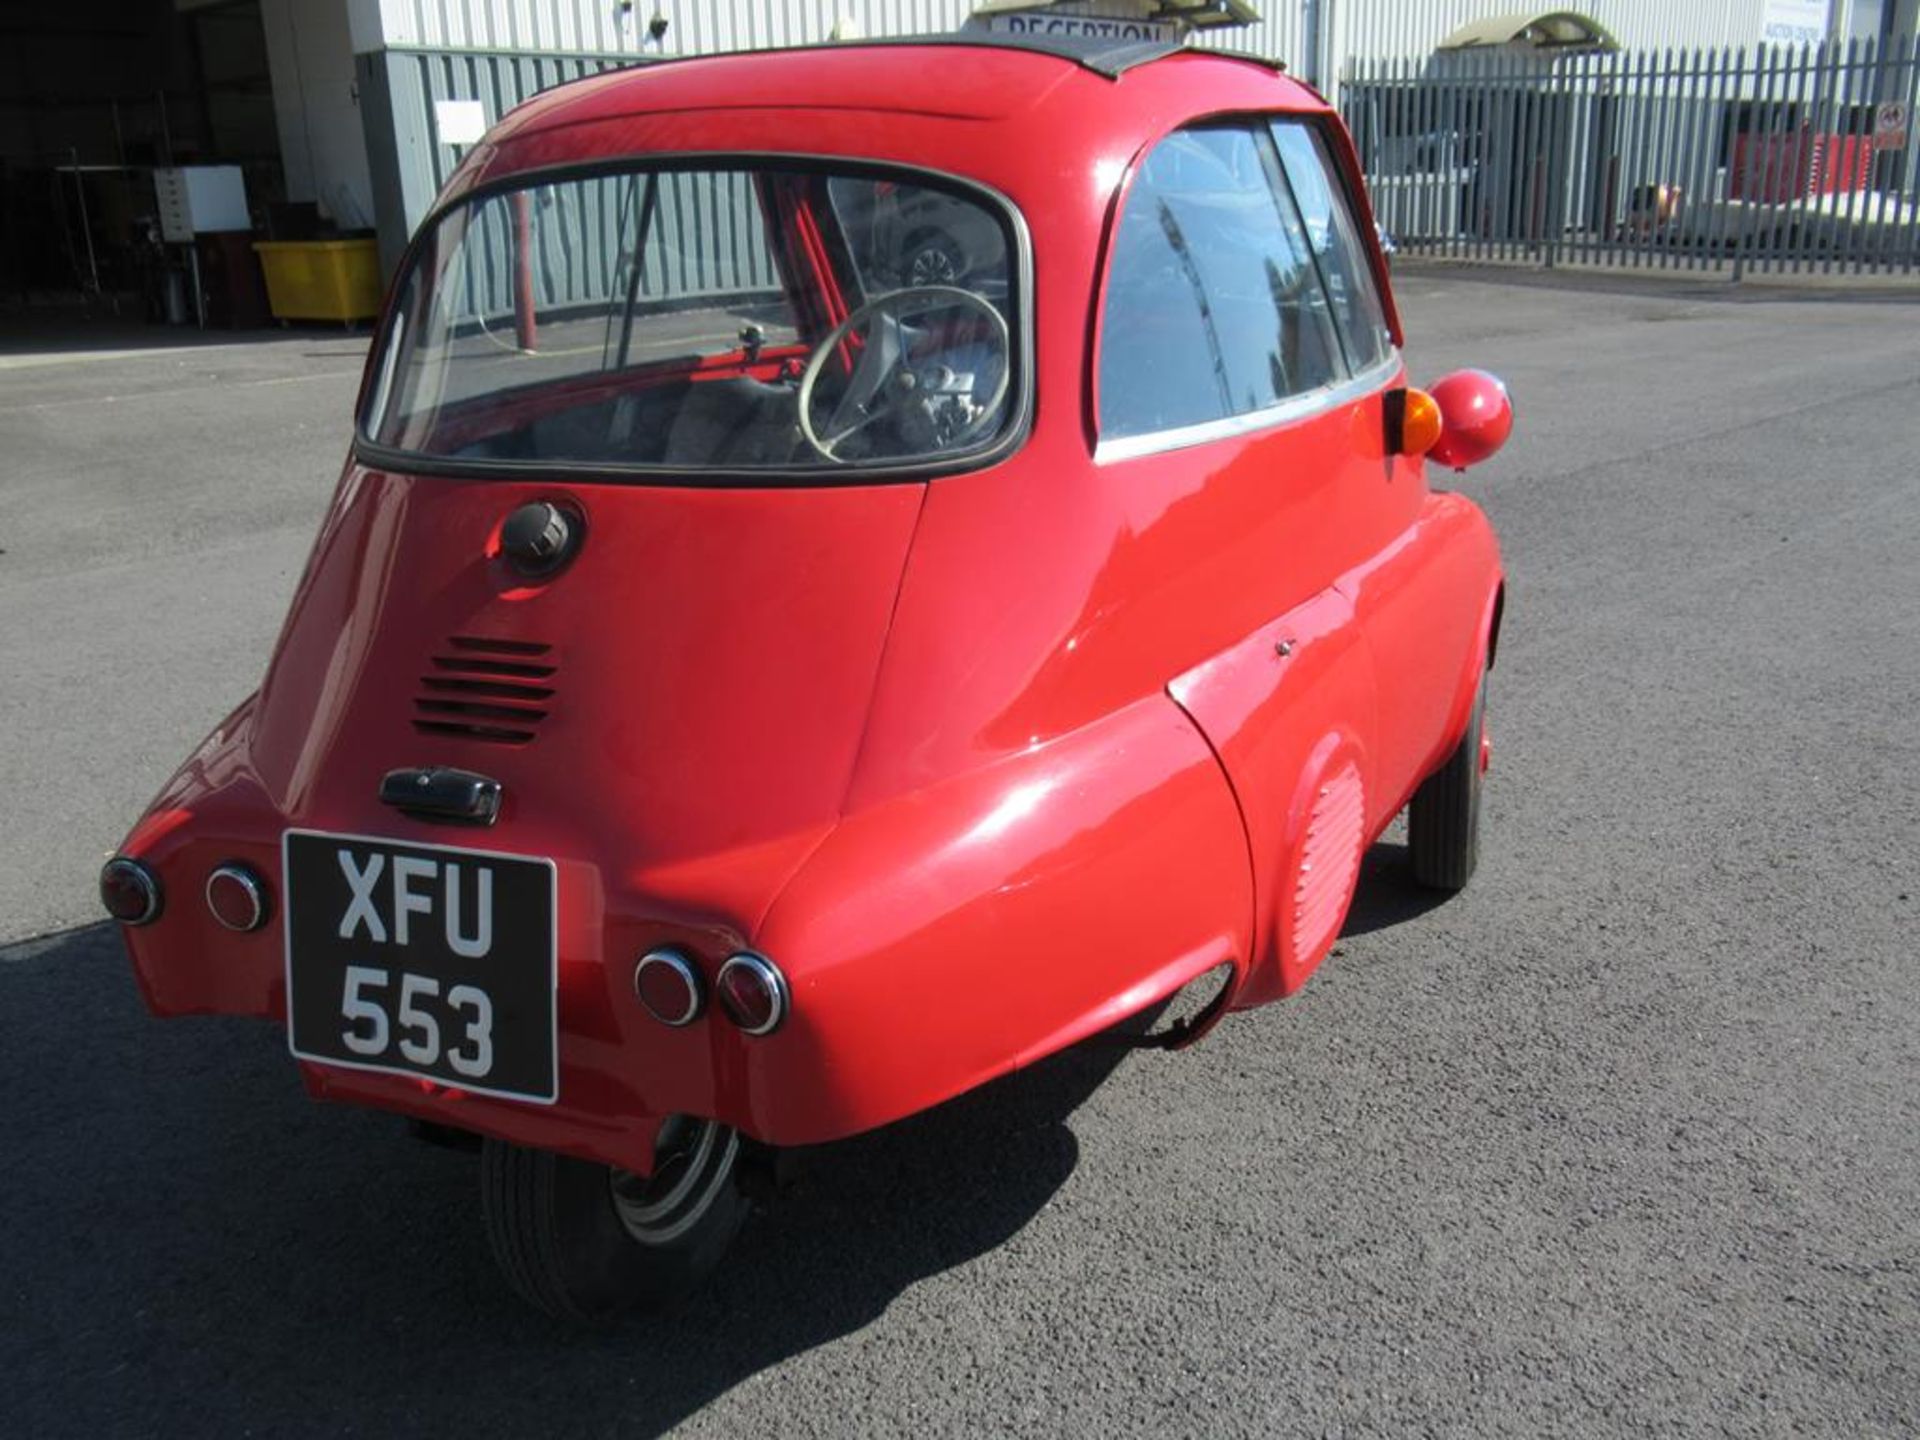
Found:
<box><xmin>116</xmin><ymin>692</ymin><xmax>1252</xmax><ymax>1173</ymax></box>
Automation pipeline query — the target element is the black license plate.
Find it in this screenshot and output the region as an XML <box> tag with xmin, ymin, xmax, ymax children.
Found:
<box><xmin>283</xmin><ymin>830</ymin><xmax>557</xmax><ymax>1104</ymax></box>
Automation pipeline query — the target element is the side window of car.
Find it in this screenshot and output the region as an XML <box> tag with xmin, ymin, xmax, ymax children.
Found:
<box><xmin>1098</xmin><ymin>123</ymin><xmax>1350</xmax><ymax>443</ymax></box>
<box><xmin>1268</xmin><ymin>121</ymin><xmax>1395</xmax><ymax>375</ymax></box>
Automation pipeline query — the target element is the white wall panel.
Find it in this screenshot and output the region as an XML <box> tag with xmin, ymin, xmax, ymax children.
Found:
<box><xmin>1195</xmin><ymin>9</ymin><xmax>1308</xmax><ymax>74</ymax></box>
<box><xmin>369</xmin><ymin>0</ymin><xmax>991</xmax><ymax>54</ymax></box>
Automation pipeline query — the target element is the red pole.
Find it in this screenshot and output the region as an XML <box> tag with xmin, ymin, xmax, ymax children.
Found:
<box><xmin>510</xmin><ymin>190</ymin><xmax>537</xmax><ymax>351</ymax></box>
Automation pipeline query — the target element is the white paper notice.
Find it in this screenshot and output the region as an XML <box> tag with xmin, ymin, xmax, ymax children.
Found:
<box><xmin>435</xmin><ymin>100</ymin><xmax>489</xmax><ymax>147</ymax></box>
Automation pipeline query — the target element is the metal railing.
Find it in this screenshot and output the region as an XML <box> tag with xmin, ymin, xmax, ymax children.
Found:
<box><xmin>1342</xmin><ymin>37</ymin><xmax>1920</xmax><ymax>277</ymax></box>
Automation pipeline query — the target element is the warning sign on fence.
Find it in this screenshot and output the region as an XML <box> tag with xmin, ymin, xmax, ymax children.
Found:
<box><xmin>1874</xmin><ymin>102</ymin><xmax>1909</xmax><ymax>151</ymax></box>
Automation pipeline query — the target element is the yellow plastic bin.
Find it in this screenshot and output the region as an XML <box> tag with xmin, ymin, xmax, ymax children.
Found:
<box><xmin>252</xmin><ymin>238</ymin><xmax>384</xmax><ymax>325</ymax></box>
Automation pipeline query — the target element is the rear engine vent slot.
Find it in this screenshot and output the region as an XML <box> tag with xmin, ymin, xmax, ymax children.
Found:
<box><xmin>431</xmin><ymin>656</ymin><xmax>555</xmax><ymax>680</ymax></box>
<box><xmin>414</xmin><ymin>718</ymin><xmax>541</xmax><ymax>744</ymax></box>
<box><xmin>414</xmin><ymin>638</ymin><xmax>556</xmax><ymax>745</ymax></box>
<box><xmin>421</xmin><ymin>676</ymin><xmax>555</xmax><ymax>702</ymax></box>
<box><xmin>449</xmin><ymin>635</ymin><xmax>551</xmax><ymax>657</ymax></box>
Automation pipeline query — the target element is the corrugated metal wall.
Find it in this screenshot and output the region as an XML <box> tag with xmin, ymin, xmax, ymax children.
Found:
<box><xmin>366</xmin><ymin>0</ymin><xmax>1799</xmax><ymax>67</ymax></box>
<box><xmin>372</xmin><ymin>0</ymin><xmax>978</xmax><ymax>54</ymax></box>
<box><xmin>357</xmin><ymin>46</ymin><xmax>636</xmax><ymax>265</ymax></box>
<box><xmin>445</xmin><ymin>170</ymin><xmax>779</xmax><ymax>328</ymax></box>
<box><xmin>373</xmin><ymin>0</ymin><xmax>645</xmax><ymax>51</ymax></box>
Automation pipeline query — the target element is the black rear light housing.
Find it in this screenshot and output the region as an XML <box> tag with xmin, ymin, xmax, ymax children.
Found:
<box><xmin>100</xmin><ymin>857</ymin><xmax>163</xmax><ymax>926</ymax></box>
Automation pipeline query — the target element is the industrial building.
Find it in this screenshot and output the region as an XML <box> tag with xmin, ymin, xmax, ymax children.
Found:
<box><xmin>3</xmin><ymin>0</ymin><xmax>1916</xmax><ymax>319</ymax></box>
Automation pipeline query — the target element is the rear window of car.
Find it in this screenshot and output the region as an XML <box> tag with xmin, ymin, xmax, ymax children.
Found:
<box><xmin>360</xmin><ymin>163</ymin><xmax>1023</xmax><ymax>478</ymax></box>
<box><xmin>1097</xmin><ymin>117</ymin><xmax>1395</xmax><ymax>446</ymax></box>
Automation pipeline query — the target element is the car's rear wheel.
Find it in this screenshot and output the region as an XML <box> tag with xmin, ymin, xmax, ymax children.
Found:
<box><xmin>904</xmin><ymin>228</ymin><xmax>964</xmax><ymax>286</ymax></box>
<box><xmin>1408</xmin><ymin>671</ymin><xmax>1487</xmax><ymax>891</ymax></box>
<box><xmin>480</xmin><ymin>1115</ymin><xmax>750</xmax><ymax>1324</ymax></box>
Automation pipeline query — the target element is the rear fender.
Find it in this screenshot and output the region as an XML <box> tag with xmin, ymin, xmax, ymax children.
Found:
<box><xmin>742</xmin><ymin>692</ymin><xmax>1252</xmax><ymax>1145</ymax></box>
<box><xmin>1169</xmin><ymin>587</ymin><xmax>1379</xmax><ymax>1005</ymax></box>
<box><xmin>116</xmin><ymin>695</ymin><xmax>285</xmax><ymax>1021</ymax></box>
<box><xmin>1431</xmin><ymin>578</ymin><xmax>1506</xmax><ymax>783</ymax></box>
<box><xmin>1337</xmin><ymin>493</ymin><xmax>1503</xmax><ymax>817</ymax></box>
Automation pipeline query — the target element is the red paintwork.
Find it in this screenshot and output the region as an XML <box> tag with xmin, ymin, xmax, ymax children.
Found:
<box><xmin>114</xmin><ymin>40</ymin><xmax>1508</xmax><ymax>1175</ymax></box>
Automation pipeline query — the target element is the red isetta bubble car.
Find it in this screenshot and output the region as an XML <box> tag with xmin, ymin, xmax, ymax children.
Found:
<box><xmin>103</xmin><ymin>29</ymin><xmax>1512</xmax><ymax>1321</ymax></box>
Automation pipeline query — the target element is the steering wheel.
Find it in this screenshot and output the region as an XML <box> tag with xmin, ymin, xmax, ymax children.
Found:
<box><xmin>796</xmin><ymin>286</ymin><xmax>1011</xmax><ymax>463</ymax></box>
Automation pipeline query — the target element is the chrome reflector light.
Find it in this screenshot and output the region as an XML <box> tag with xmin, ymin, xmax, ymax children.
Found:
<box><xmin>206</xmin><ymin>863</ymin><xmax>269</xmax><ymax>933</ymax></box>
<box><xmin>715</xmin><ymin>952</ymin><xmax>789</xmax><ymax>1036</ymax></box>
<box><xmin>634</xmin><ymin>948</ymin><xmax>705</xmax><ymax>1027</ymax></box>
<box><xmin>100</xmin><ymin>857</ymin><xmax>162</xmax><ymax>926</ymax></box>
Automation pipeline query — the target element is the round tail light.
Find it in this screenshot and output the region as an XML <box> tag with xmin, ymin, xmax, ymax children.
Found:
<box><xmin>634</xmin><ymin>949</ymin><xmax>704</xmax><ymax>1027</ymax></box>
<box><xmin>715</xmin><ymin>952</ymin><xmax>788</xmax><ymax>1036</ymax></box>
<box><xmin>206</xmin><ymin>863</ymin><xmax>269</xmax><ymax>932</ymax></box>
<box><xmin>99</xmin><ymin>857</ymin><xmax>162</xmax><ymax>926</ymax></box>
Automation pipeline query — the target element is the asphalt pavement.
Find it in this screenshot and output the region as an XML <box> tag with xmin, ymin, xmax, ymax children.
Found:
<box><xmin>2</xmin><ymin>269</ymin><xmax>1916</xmax><ymax>1436</ymax></box>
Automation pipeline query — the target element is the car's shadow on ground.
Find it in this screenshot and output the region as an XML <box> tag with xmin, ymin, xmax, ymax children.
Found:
<box><xmin>7</xmin><ymin>848</ymin><xmax>1430</xmax><ymax>1436</ymax></box>
<box><xmin>1339</xmin><ymin>839</ymin><xmax>1450</xmax><ymax>937</ymax></box>
<box><xmin>2</xmin><ymin>925</ymin><xmax>1124</xmax><ymax>1436</ymax></box>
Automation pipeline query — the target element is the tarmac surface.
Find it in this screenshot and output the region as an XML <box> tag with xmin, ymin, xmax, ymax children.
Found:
<box><xmin>2</xmin><ymin>268</ymin><xmax>1917</xmax><ymax>1436</ymax></box>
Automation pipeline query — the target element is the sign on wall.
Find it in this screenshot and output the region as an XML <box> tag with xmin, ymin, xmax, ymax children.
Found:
<box><xmin>434</xmin><ymin>99</ymin><xmax>489</xmax><ymax>147</ymax></box>
<box><xmin>975</xmin><ymin>14</ymin><xmax>1176</xmax><ymax>40</ymax></box>
<box><xmin>1760</xmin><ymin>0</ymin><xmax>1831</xmax><ymax>46</ymax></box>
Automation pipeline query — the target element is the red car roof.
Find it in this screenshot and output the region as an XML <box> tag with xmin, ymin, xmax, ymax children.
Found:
<box><xmin>481</xmin><ymin>40</ymin><xmax>1327</xmax><ymax>174</ymax></box>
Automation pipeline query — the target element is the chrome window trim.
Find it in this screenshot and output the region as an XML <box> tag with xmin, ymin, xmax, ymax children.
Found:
<box><xmin>1094</xmin><ymin>352</ymin><xmax>1402</xmax><ymax>465</ymax></box>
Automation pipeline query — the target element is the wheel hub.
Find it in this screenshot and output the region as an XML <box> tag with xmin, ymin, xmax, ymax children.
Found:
<box><xmin>608</xmin><ymin>1116</ymin><xmax>741</xmax><ymax>1247</ymax></box>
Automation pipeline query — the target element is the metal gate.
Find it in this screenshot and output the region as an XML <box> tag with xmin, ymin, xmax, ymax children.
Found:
<box><xmin>1342</xmin><ymin>37</ymin><xmax>1920</xmax><ymax>277</ymax></box>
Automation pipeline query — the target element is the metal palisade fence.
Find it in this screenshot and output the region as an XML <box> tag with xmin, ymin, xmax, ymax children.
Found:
<box><xmin>1341</xmin><ymin>36</ymin><xmax>1920</xmax><ymax>277</ymax></box>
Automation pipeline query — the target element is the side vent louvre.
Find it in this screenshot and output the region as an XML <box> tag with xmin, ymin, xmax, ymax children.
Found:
<box><xmin>1293</xmin><ymin>761</ymin><xmax>1365</xmax><ymax>968</ymax></box>
<box><xmin>413</xmin><ymin>636</ymin><xmax>556</xmax><ymax>746</ymax></box>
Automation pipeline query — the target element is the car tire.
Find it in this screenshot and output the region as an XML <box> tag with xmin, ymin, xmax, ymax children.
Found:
<box><xmin>480</xmin><ymin>1116</ymin><xmax>750</xmax><ymax>1324</ymax></box>
<box><xmin>904</xmin><ymin>228</ymin><xmax>964</xmax><ymax>286</ymax></box>
<box><xmin>1408</xmin><ymin>671</ymin><xmax>1487</xmax><ymax>891</ymax></box>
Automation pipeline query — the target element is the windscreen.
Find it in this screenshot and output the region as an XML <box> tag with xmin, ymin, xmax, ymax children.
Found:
<box><xmin>362</xmin><ymin>165</ymin><xmax>1020</xmax><ymax>474</ymax></box>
